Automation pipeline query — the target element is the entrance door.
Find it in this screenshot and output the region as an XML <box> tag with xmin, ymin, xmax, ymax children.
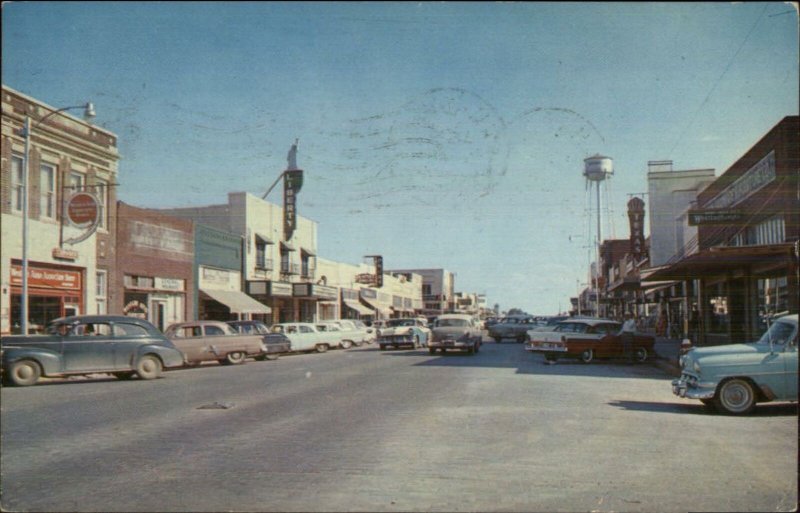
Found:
<box><xmin>152</xmin><ymin>301</ymin><xmax>167</xmax><ymax>332</ymax></box>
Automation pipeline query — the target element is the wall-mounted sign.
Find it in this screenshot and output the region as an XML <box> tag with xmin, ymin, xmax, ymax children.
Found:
<box><xmin>283</xmin><ymin>169</ymin><xmax>303</xmax><ymax>241</ymax></box>
<box><xmin>67</xmin><ymin>192</ymin><xmax>99</xmax><ymax>227</ymax></box>
<box><xmin>355</xmin><ymin>273</ymin><xmax>376</xmax><ymax>285</ymax></box>
<box><xmin>705</xmin><ymin>151</ymin><xmax>776</xmax><ymax>209</ymax></box>
<box><xmin>687</xmin><ymin>209</ymin><xmax>744</xmax><ymax>226</ymax></box>
<box><xmin>63</xmin><ymin>192</ymin><xmax>101</xmax><ymax>245</ymax></box>
<box><xmin>627</xmin><ymin>197</ymin><xmax>646</xmax><ymax>260</ymax></box>
<box><xmin>52</xmin><ymin>248</ymin><xmax>78</xmax><ymax>261</ymax></box>
<box><xmin>11</xmin><ymin>264</ymin><xmax>81</xmax><ymax>291</ymax></box>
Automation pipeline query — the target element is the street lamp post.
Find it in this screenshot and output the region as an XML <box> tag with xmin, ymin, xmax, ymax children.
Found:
<box><xmin>18</xmin><ymin>102</ymin><xmax>95</xmax><ymax>335</ymax></box>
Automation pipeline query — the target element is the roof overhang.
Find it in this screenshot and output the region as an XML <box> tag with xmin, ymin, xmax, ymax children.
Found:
<box><xmin>642</xmin><ymin>243</ymin><xmax>796</xmax><ymax>282</ymax></box>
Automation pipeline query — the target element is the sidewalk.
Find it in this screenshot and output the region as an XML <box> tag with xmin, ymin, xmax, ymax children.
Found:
<box><xmin>652</xmin><ymin>336</ymin><xmax>682</xmax><ymax>377</ymax></box>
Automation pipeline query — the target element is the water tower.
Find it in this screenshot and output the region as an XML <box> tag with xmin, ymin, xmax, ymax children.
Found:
<box><xmin>583</xmin><ymin>154</ymin><xmax>614</xmax><ymax>315</ymax></box>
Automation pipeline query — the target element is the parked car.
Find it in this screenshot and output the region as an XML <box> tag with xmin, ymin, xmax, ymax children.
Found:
<box><xmin>378</xmin><ymin>318</ymin><xmax>430</xmax><ymax>350</ymax></box>
<box><xmin>315</xmin><ymin>321</ymin><xmax>356</xmax><ymax>349</ymax></box>
<box><xmin>488</xmin><ymin>315</ymin><xmax>539</xmax><ymax>343</ymax></box>
<box><xmin>1</xmin><ymin>315</ymin><xmax>185</xmax><ymax>386</ymax></box>
<box><xmin>165</xmin><ymin>320</ymin><xmax>266</xmax><ymax>365</ymax></box>
<box><xmin>524</xmin><ymin>318</ymin><xmax>654</xmax><ymax>364</ymax></box>
<box><xmin>428</xmin><ymin>314</ymin><xmax>483</xmax><ymax>354</ymax></box>
<box><xmin>271</xmin><ymin>322</ymin><xmax>339</xmax><ymax>353</ymax></box>
<box><xmin>528</xmin><ymin>315</ymin><xmax>571</xmax><ymax>333</ymax></box>
<box><xmin>333</xmin><ymin>319</ymin><xmax>376</xmax><ymax>346</ymax></box>
<box><xmin>672</xmin><ymin>314</ymin><xmax>798</xmax><ymax>415</ymax></box>
<box><xmin>226</xmin><ymin>320</ymin><xmax>291</xmax><ymax>360</ymax></box>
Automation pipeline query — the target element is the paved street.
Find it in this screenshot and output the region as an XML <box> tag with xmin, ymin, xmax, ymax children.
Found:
<box><xmin>1</xmin><ymin>340</ymin><xmax>797</xmax><ymax>512</ymax></box>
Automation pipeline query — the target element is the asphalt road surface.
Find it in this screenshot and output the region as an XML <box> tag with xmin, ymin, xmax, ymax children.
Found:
<box><xmin>1</xmin><ymin>341</ymin><xmax>797</xmax><ymax>512</ymax></box>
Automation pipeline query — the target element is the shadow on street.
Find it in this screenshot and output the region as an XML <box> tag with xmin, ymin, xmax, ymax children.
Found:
<box><xmin>609</xmin><ymin>399</ymin><xmax>799</xmax><ymax>417</ymax></box>
<box><xmin>373</xmin><ymin>342</ymin><xmax>672</xmax><ymax>380</ymax></box>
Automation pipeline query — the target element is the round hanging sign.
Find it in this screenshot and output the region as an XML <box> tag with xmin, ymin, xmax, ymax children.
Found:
<box><xmin>67</xmin><ymin>192</ymin><xmax>99</xmax><ymax>227</ymax></box>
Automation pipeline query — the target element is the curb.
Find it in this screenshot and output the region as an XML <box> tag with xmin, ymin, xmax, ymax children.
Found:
<box><xmin>653</xmin><ymin>354</ymin><xmax>681</xmax><ymax>377</ymax></box>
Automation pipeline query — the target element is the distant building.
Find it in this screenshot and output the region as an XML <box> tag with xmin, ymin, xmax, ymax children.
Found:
<box><xmin>389</xmin><ymin>268</ymin><xmax>454</xmax><ymax>315</ymax></box>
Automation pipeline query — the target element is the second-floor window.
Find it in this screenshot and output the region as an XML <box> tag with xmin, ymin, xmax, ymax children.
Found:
<box><xmin>281</xmin><ymin>251</ymin><xmax>290</xmax><ymax>273</ymax></box>
<box><xmin>40</xmin><ymin>163</ymin><xmax>56</xmax><ymax>219</ymax></box>
<box><xmin>11</xmin><ymin>155</ymin><xmax>24</xmax><ymax>213</ymax></box>
<box><xmin>256</xmin><ymin>240</ymin><xmax>267</xmax><ymax>269</ymax></box>
<box><xmin>95</xmin><ymin>180</ymin><xmax>107</xmax><ymax>229</ymax></box>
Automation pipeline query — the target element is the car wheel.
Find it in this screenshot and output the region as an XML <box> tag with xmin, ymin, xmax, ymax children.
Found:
<box><xmin>264</xmin><ymin>354</ymin><xmax>280</xmax><ymax>361</ymax></box>
<box><xmin>714</xmin><ymin>378</ymin><xmax>756</xmax><ymax>415</ymax></box>
<box><xmin>341</xmin><ymin>340</ymin><xmax>353</xmax><ymax>349</ymax></box>
<box><xmin>316</xmin><ymin>344</ymin><xmax>329</xmax><ymax>353</ymax></box>
<box><xmin>224</xmin><ymin>352</ymin><xmax>246</xmax><ymax>365</ymax></box>
<box><xmin>136</xmin><ymin>355</ymin><xmax>163</xmax><ymax>380</ymax></box>
<box><xmin>113</xmin><ymin>371</ymin><xmax>136</xmax><ymax>380</ymax></box>
<box><xmin>5</xmin><ymin>359</ymin><xmax>41</xmax><ymax>386</ymax></box>
<box><xmin>580</xmin><ymin>349</ymin><xmax>594</xmax><ymax>363</ymax></box>
<box><xmin>634</xmin><ymin>347</ymin><xmax>648</xmax><ymax>363</ymax></box>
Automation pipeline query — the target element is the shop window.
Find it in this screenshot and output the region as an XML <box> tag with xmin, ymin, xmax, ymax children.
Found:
<box><xmin>707</xmin><ymin>284</ymin><xmax>729</xmax><ymax>334</ymax></box>
<box><xmin>11</xmin><ymin>155</ymin><xmax>24</xmax><ymax>213</ymax></box>
<box><xmin>757</xmin><ymin>277</ymin><xmax>789</xmax><ymax>332</ymax></box>
<box><xmin>96</xmin><ymin>271</ymin><xmax>107</xmax><ymax>314</ymax></box>
<box><xmin>40</xmin><ymin>163</ymin><xmax>56</xmax><ymax>219</ymax></box>
<box><xmin>94</xmin><ymin>180</ymin><xmax>107</xmax><ymax>229</ymax></box>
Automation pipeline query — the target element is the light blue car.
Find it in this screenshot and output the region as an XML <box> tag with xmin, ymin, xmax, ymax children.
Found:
<box><xmin>672</xmin><ymin>314</ymin><xmax>798</xmax><ymax>414</ymax></box>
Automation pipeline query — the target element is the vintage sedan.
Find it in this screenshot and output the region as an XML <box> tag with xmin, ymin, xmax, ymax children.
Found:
<box><xmin>378</xmin><ymin>318</ymin><xmax>430</xmax><ymax>350</ymax></box>
<box><xmin>488</xmin><ymin>315</ymin><xmax>539</xmax><ymax>343</ymax></box>
<box><xmin>428</xmin><ymin>314</ymin><xmax>482</xmax><ymax>354</ymax></box>
<box><xmin>165</xmin><ymin>320</ymin><xmax>266</xmax><ymax>365</ymax></box>
<box><xmin>271</xmin><ymin>322</ymin><xmax>340</xmax><ymax>353</ymax></box>
<box><xmin>226</xmin><ymin>320</ymin><xmax>291</xmax><ymax>360</ymax></box>
<box><xmin>1</xmin><ymin>315</ymin><xmax>185</xmax><ymax>386</ymax></box>
<box><xmin>524</xmin><ymin>318</ymin><xmax>654</xmax><ymax>364</ymax></box>
<box><xmin>672</xmin><ymin>314</ymin><xmax>798</xmax><ymax>415</ymax></box>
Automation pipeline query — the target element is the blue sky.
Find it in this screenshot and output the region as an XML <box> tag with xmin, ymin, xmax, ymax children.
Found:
<box><xmin>3</xmin><ymin>2</ymin><xmax>798</xmax><ymax>314</ymax></box>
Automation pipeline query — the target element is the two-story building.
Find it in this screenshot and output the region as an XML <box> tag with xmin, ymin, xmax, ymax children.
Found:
<box><xmin>1</xmin><ymin>85</ymin><xmax>119</xmax><ymax>334</ymax></box>
<box><xmin>644</xmin><ymin>116</ymin><xmax>799</xmax><ymax>345</ymax></box>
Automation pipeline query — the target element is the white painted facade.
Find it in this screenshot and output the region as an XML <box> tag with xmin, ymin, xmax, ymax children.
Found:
<box><xmin>647</xmin><ymin>166</ymin><xmax>715</xmax><ymax>267</ymax></box>
<box><xmin>1</xmin><ymin>86</ymin><xmax>119</xmax><ymax>334</ymax></box>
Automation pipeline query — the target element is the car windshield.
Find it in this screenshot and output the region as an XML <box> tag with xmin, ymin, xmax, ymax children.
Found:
<box><xmin>386</xmin><ymin>319</ymin><xmax>414</xmax><ymax>327</ymax></box>
<box><xmin>435</xmin><ymin>318</ymin><xmax>469</xmax><ymax>327</ymax></box>
<box><xmin>756</xmin><ymin>319</ymin><xmax>797</xmax><ymax>345</ymax></box>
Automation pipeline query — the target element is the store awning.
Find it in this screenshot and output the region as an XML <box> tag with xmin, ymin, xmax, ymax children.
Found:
<box><xmin>643</xmin><ymin>243</ymin><xmax>796</xmax><ymax>282</ymax></box>
<box><xmin>301</xmin><ymin>247</ymin><xmax>316</xmax><ymax>256</ymax></box>
<box><xmin>280</xmin><ymin>241</ymin><xmax>296</xmax><ymax>251</ymax></box>
<box><xmin>344</xmin><ymin>299</ymin><xmax>372</xmax><ymax>315</ymax></box>
<box><xmin>361</xmin><ymin>296</ymin><xmax>390</xmax><ymax>316</ymax></box>
<box><xmin>200</xmin><ymin>289</ymin><xmax>272</xmax><ymax>314</ymax></box>
<box><xmin>255</xmin><ymin>232</ymin><xmax>274</xmax><ymax>244</ymax></box>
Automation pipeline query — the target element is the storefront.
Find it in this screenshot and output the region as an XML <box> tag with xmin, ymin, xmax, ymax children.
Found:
<box><xmin>293</xmin><ymin>282</ymin><xmax>338</xmax><ymax>322</ymax></box>
<box><xmin>8</xmin><ymin>261</ymin><xmax>83</xmax><ymax>333</ymax></box>
<box><xmin>341</xmin><ymin>288</ymin><xmax>373</xmax><ymax>320</ymax></box>
<box><xmin>645</xmin><ymin>243</ymin><xmax>797</xmax><ymax>345</ymax></box>
<box><xmin>360</xmin><ymin>287</ymin><xmax>392</xmax><ymax>318</ymax></box>
<box><xmin>122</xmin><ymin>275</ymin><xmax>187</xmax><ymax>332</ymax></box>
<box><xmin>199</xmin><ymin>265</ymin><xmax>271</xmax><ymax>321</ymax></box>
<box><xmin>247</xmin><ymin>280</ymin><xmax>293</xmax><ymax>323</ymax></box>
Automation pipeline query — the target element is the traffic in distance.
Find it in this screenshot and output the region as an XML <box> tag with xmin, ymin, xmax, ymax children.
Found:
<box><xmin>1</xmin><ymin>312</ymin><xmax>797</xmax><ymax>416</ymax></box>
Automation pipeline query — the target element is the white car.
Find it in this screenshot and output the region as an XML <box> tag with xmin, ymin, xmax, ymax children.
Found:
<box><xmin>271</xmin><ymin>322</ymin><xmax>339</xmax><ymax>353</ymax></box>
<box><xmin>313</xmin><ymin>321</ymin><xmax>358</xmax><ymax>349</ymax></box>
<box><xmin>335</xmin><ymin>319</ymin><xmax>376</xmax><ymax>345</ymax></box>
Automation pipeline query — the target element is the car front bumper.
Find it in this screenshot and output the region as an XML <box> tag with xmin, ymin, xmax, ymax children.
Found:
<box><xmin>671</xmin><ymin>375</ymin><xmax>716</xmax><ymax>400</ymax></box>
<box><xmin>379</xmin><ymin>336</ymin><xmax>415</xmax><ymax>346</ymax></box>
<box><xmin>524</xmin><ymin>343</ymin><xmax>568</xmax><ymax>353</ymax></box>
<box><xmin>429</xmin><ymin>339</ymin><xmax>472</xmax><ymax>349</ymax></box>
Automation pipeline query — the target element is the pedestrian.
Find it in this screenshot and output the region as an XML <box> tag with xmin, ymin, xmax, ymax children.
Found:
<box><xmin>688</xmin><ymin>306</ymin><xmax>699</xmax><ymax>343</ymax></box>
<box><xmin>656</xmin><ymin>309</ymin><xmax>667</xmax><ymax>337</ymax></box>
<box><xmin>621</xmin><ymin>312</ymin><xmax>637</xmax><ymax>361</ymax></box>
